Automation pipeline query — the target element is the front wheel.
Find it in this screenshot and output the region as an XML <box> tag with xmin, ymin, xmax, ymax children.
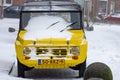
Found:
<box><xmin>17</xmin><ymin>60</ymin><xmax>25</xmax><ymax>78</ymax></box>
<box><xmin>70</xmin><ymin>61</ymin><xmax>86</xmax><ymax>77</ymax></box>
<box><xmin>79</xmin><ymin>61</ymin><xmax>86</xmax><ymax>77</ymax></box>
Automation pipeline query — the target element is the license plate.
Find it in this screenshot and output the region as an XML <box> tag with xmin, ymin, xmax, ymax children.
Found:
<box><xmin>39</xmin><ymin>59</ymin><xmax>65</xmax><ymax>65</ymax></box>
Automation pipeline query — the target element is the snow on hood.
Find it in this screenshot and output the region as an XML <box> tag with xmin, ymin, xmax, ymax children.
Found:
<box><xmin>24</xmin><ymin>16</ymin><xmax>72</xmax><ymax>40</ymax></box>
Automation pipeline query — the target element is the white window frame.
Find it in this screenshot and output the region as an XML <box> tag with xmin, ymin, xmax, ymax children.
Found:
<box><xmin>3</xmin><ymin>0</ymin><xmax>12</xmax><ymax>6</ymax></box>
<box><xmin>110</xmin><ymin>1</ymin><xmax>115</xmax><ymax>14</ymax></box>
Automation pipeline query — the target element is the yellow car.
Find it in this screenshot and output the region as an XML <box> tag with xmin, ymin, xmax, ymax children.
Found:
<box><xmin>10</xmin><ymin>1</ymin><xmax>88</xmax><ymax>78</ymax></box>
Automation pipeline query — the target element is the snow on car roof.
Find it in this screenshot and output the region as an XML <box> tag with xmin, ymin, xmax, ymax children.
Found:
<box><xmin>23</xmin><ymin>1</ymin><xmax>81</xmax><ymax>11</ymax></box>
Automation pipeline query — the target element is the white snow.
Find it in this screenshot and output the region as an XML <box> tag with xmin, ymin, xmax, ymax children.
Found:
<box><xmin>24</xmin><ymin>6</ymin><xmax>77</xmax><ymax>11</ymax></box>
<box><xmin>0</xmin><ymin>18</ymin><xmax>120</xmax><ymax>80</ymax></box>
<box><xmin>52</xmin><ymin>6</ymin><xmax>78</xmax><ymax>11</ymax></box>
<box><xmin>24</xmin><ymin>16</ymin><xmax>72</xmax><ymax>40</ymax></box>
<box><xmin>111</xmin><ymin>14</ymin><xmax>120</xmax><ymax>18</ymax></box>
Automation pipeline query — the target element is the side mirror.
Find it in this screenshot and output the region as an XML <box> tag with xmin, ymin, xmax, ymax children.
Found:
<box><xmin>85</xmin><ymin>25</ymin><xmax>94</xmax><ymax>31</ymax></box>
<box><xmin>8</xmin><ymin>27</ymin><xmax>16</xmax><ymax>32</ymax></box>
<box><xmin>88</xmin><ymin>26</ymin><xmax>94</xmax><ymax>31</ymax></box>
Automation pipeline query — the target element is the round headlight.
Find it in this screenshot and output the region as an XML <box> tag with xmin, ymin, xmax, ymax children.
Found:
<box><xmin>70</xmin><ymin>47</ymin><xmax>80</xmax><ymax>55</ymax></box>
<box><xmin>23</xmin><ymin>47</ymin><xmax>32</xmax><ymax>55</ymax></box>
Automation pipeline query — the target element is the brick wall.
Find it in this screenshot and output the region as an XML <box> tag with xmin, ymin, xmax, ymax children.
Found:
<box><xmin>0</xmin><ymin>6</ymin><xmax>2</xmax><ymax>17</ymax></box>
<box><xmin>0</xmin><ymin>0</ymin><xmax>2</xmax><ymax>17</ymax></box>
<box><xmin>115</xmin><ymin>0</ymin><xmax>120</xmax><ymax>12</ymax></box>
<box><xmin>12</xmin><ymin>0</ymin><xmax>25</xmax><ymax>5</ymax></box>
<box><xmin>107</xmin><ymin>0</ymin><xmax>120</xmax><ymax>14</ymax></box>
<box><xmin>92</xmin><ymin>0</ymin><xmax>99</xmax><ymax>17</ymax></box>
<box><xmin>12</xmin><ymin>0</ymin><xmax>36</xmax><ymax>5</ymax></box>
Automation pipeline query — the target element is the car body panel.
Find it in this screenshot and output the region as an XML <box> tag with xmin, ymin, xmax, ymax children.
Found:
<box><xmin>16</xmin><ymin>30</ymin><xmax>88</xmax><ymax>69</ymax></box>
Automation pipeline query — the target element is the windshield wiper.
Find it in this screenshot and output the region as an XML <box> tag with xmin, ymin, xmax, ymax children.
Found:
<box><xmin>60</xmin><ymin>21</ymin><xmax>77</xmax><ymax>32</ymax></box>
<box><xmin>46</xmin><ymin>21</ymin><xmax>60</xmax><ymax>29</ymax></box>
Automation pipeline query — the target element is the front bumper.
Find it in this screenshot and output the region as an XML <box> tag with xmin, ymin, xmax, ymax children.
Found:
<box><xmin>20</xmin><ymin>58</ymin><xmax>85</xmax><ymax>69</ymax></box>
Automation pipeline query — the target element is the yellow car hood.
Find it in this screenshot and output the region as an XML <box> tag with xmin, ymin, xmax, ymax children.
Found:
<box><xmin>18</xmin><ymin>30</ymin><xmax>84</xmax><ymax>46</ymax></box>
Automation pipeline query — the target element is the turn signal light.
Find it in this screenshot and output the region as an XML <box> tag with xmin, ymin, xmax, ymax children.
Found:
<box><xmin>25</xmin><ymin>56</ymin><xmax>31</xmax><ymax>60</ymax></box>
<box><xmin>72</xmin><ymin>56</ymin><xmax>78</xmax><ymax>60</ymax></box>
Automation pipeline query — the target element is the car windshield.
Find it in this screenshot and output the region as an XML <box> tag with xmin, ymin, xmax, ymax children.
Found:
<box><xmin>20</xmin><ymin>11</ymin><xmax>81</xmax><ymax>31</ymax></box>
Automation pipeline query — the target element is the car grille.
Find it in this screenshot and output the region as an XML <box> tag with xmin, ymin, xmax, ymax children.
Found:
<box><xmin>36</xmin><ymin>48</ymin><xmax>67</xmax><ymax>55</ymax></box>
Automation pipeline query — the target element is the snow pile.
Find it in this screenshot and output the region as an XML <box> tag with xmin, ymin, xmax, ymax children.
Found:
<box><xmin>111</xmin><ymin>12</ymin><xmax>120</xmax><ymax>18</ymax></box>
<box><xmin>24</xmin><ymin>16</ymin><xmax>72</xmax><ymax>40</ymax></box>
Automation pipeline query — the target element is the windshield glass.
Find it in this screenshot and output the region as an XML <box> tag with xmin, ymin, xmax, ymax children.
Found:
<box><xmin>21</xmin><ymin>11</ymin><xmax>81</xmax><ymax>31</ymax></box>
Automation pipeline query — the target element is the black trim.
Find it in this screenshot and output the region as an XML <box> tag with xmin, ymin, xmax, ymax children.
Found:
<box><xmin>21</xmin><ymin>10</ymin><xmax>81</xmax><ymax>13</ymax></box>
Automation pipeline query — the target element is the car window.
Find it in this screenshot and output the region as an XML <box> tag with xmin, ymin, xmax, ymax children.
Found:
<box><xmin>7</xmin><ymin>6</ymin><xmax>19</xmax><ymax>11</ymax></box>
<box><xmin>21</xmin><ymin>12</ymin><xmax>81</xmax><ymax>30</ymax></box>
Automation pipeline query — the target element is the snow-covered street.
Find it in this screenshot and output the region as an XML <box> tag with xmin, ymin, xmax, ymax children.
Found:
<box><xmin>86</xmin><ymin>23</ymin><xmax>120</xmax><ymax>80</ymax></box>
<box><xmin>0</xmin><ymin>18</ymin><xmax>120</xmax><ymax>80</ymax></box>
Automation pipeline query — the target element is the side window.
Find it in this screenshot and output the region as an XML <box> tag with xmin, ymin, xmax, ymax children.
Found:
<box><xmin>7</xmin><ymin>6</ymin><xmax>19</xmax><ymax>11</ymax></box>
<box><xmin>22</xmin><ymin>13</ymin><xmax>30</xmax><ymax>29</ymax></box>
<box><xmin>70</xmin><ymin>12</ymin><xmax>80</xmax><ymax>29</ymax></box>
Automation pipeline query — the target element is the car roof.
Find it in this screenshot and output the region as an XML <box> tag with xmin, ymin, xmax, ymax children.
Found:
<box><xmin>22</xmin><ymin>1</ymin><xmax>81</xmax><ymax>11</ymax></box>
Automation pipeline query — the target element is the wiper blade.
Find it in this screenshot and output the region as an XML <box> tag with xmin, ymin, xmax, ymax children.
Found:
<box><xmin>60</xmin><ymin>21</ymin><xmax>77</xmax><ymax>32</ymax></box>
<box><xmin>46</xmin><ymin>21</ymin><xmax>60</xmax><ymax>29</ymax></box>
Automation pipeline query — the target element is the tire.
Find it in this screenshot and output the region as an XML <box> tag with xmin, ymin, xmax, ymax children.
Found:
<box><xmin>84</xmin><ymin>62</ymin><xmax>113</xmax><ymax>80</ymax></box>
<box><xmin>70</xmin><ymin>61</ymin><xmax>86</xmax><ymax>77</ymax></box>
<box><xmin>17</xmin><ymin>60</ymin><xmax>25</xmax><ymax>78</ymax></box>
<box><xmin>79</xmin><ymin>61</ymin><xmax>86</xmax><ymax>77</ymax></box>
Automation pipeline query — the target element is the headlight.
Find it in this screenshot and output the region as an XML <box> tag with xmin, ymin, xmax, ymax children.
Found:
<box><xmin>23</xmin><ymin>47</ymin><xmax>32</xmax><ymax>55</ymax></box>
<box><xmin>70</xmin><ymin>46</ymin><xmax>80</xmax><ymax>55</ymax></box>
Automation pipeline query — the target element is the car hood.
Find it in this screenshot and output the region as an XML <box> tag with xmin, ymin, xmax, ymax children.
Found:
<box><xmin>19</xmin><ymin>16</ymin><xmax>84</xmax><ymax>45</ymax></box>
<box><xmin>19</xmin><ymin>30</ymin><xmax>84</xmax><ymax>46</ymax></box>
<box><xmin>24</xmin><ymin>30</ymin><xmax>72</xmax><ymax>41</ymax></box>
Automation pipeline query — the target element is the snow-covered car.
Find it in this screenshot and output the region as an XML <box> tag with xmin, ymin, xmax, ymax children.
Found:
<box><xmin>10</xmin><ymin>1</ymin><xmax>88</xmax><ymax>78</ymax></box>
<box><xmin>105</xmin><ymin>12</ymin><xmax>120</xmax><ymax>21</ymax></box>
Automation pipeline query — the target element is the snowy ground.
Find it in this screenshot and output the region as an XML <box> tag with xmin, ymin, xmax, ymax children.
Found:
<box><xmin>0</xmin><ymin>18</ymin><xmax>120</xmax><ymax>80</ymax></box>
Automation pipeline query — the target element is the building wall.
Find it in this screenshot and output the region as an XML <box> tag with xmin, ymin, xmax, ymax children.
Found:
<box><xmin>0</xmin><ymin>6</ymin><xmax>2</xmax><ymax>17</ymax></box>
<box><xmin>0</xmin><ymin>0</ymin><xmax>2</xmax><ymax>17</ymax></box>
<box><xmin>12</xmin><ymin>0</ymin><xmax>25</xmax><ymax>5</ymax></box>
<box><xmin>115</xmin><ymin>0</ymin><xmax>120</xmax><ymax>12</ymax></box>
<box><xmin>0</xmin><ymin>0</ymin><xmax>2</xmax><ymax>5</ymax></box>
<box><xmin>92</xmin><ymin>0</ymin><xmax>99</xmax><ymax>17</ymax></box>
<box><xmin>12</xmin><ymin>0</ymin><xmax>36</xmax><ymax>5</ymax></box>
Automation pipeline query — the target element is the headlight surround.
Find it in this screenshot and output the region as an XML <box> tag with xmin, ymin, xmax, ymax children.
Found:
<box><xmin>23</xmin><ymin>47</ymin><xmax>32</xmax><ymax>56</ymax></box>
<box><xmin>70</xmin><ymin>46</ymin><xmax>80</xmax><ymax>55</ymax></box>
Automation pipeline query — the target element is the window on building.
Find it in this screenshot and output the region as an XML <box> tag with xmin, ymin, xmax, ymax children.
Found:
<box><xmin>98</xmin><ymin>0</ymin><xmax>108</xmax><ymax>16</ymax></box>
<box><xmin>110</xmin><ymin>1</ymin><xmax>115</xmax><ymax>14</ymax></box>
<box><xmin>3</xmin><ymin>0</ymin><xmax>12</xmax><ymax>6</ymax></box>
<box><xmin>6</xmin><ymin>0</ymin><xmax>12</xmax><ymax>4</ymax></box>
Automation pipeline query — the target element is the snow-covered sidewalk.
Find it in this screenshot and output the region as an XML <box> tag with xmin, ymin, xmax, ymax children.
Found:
<box><xmin>0</xmin><ymin>18</ymin><xmax>120</xmax><ymax>80</ymax></box>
